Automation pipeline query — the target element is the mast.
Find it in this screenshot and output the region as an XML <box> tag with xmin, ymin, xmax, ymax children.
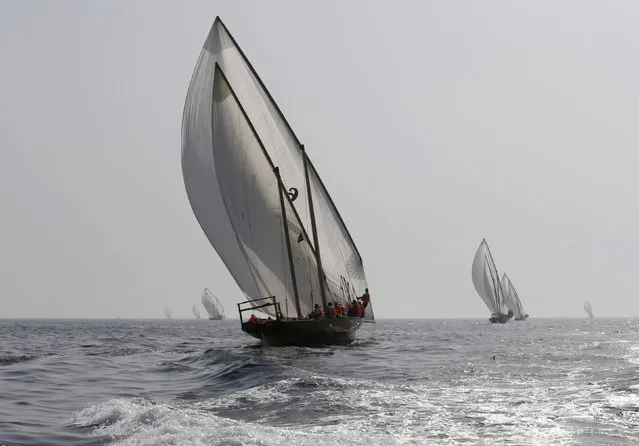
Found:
<box><xmin>484</xmin><ymin>254</ymin><xmax>500</xmax><ymax>315</ymax></box>
<box><xmin>276</xmin><ymin>167</ymin><xmax>302</xmax><ymax>318</ymax></box>
<box><xmin>302</xmin><ymin>144</ymin><xmax>327</xmax><ymax>308</ymax></box>
<box><xmin>484</xmin><ymin>240</ymin><xmax>503</xmax><ymax>316</ymax></box>
<box><xmin>213</xmin><ymin>63</ymin><xmax>316</xmax><ymax>318</ymax></box>
<box><xmin>212</xmin><ymin>64</ymin><xmax>319</xmax><ymax>262</ymax></box>
<box><xmin>215</xmin><ymin>17</ymin><xmax>364</xmax><ymax>262</ymax></box>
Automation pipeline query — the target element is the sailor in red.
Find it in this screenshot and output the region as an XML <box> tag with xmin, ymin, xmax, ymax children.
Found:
<box><xmin>311</xmin><ymin>304</ymin><xmax>323</xmax><ymax>318</ymax></box>
<box><xmin>361</xmin><ymin>288</ymin><xmax>371</xmax><ymax>309</ymax></box>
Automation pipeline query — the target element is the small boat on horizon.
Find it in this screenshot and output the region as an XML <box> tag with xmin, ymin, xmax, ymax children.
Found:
<box><xmin>181</xmin><ymin>17</ymin><xmax>374</xmax><ymax>346</ymax></box>
<box><xmin>192</xmin><ymin>304</ymin><xmax>202</xmax><ymax>320</ymax></box>
<box><xmin>471</xmin><ymin>239</ymin><xmax>512</xmax><ymax>323</ymax></box>
<box><xmin>201</xmin><ymin>288</ymin><xmax>225</xmax><ymax>321</ymax></box>
<box><xmin>164</xmin><ymin>307</ymin><xmax>172</xmax><ymax>320</ymax></box>
<box><xmin>584</xmin><ymin>300</ymin><xmax>595</xmax><ymax>319</ymax></box>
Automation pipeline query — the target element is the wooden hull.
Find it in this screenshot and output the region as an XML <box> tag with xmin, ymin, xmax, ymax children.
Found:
<box><xmin>489</xmin><ymin>314</ymin><xmax>512</xmax><ymax>324</ymax></box>
<box><xmin>241</xmin><ymin>316</ymin><xmax>363</xmax><ymax>347</ymax></box>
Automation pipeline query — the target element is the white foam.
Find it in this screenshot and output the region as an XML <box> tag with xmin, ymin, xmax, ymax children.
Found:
<box><xmin>623</xmin><ymin>344</ymin><xmax>639</xmax><ymax>365</ymax></box>
<box><xmin>193</xmin><ymin>374</ymin><xmax>569</xmax><ymax>444</ymax></box>
<box><xmin>71</xmin><ymin>397</ymin><xmax>402</xmax><ymax>446</ymax></box>
<box><xmin>70</xmin><ymin>367</ymin><xmax>639</xmax><ymax>446</ymax></box>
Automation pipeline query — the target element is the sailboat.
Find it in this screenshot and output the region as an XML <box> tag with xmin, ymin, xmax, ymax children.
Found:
<box><xmin>471</xmin><ymin>239</ymin><xmax>513</xmax><ymax>323</ymax></box>
<box><xmin>192</xmin><ymin>304</ymin><xmax>202</xmax><ymax>320</ymax></box>
<box><xmin>201</xmin><ymin>288</ymin><xmax>225</xmax><ymax>320</ymax></box>
<box><xmin>181</xmin><ymin>17</ymin><xmax>374</xmax><ymax>346</ymax></box>
<box><xmin>164</xmin><ymin>307</ymin><xmax>172</xmax><ymax>320</ymax></box>
<box><xmin>584</xmin><ymin>300</ymin><xmax>595</xmax><ymax>319</ymax></box>
<box><xmin>502</xmin><ymin>273</ymin><xmax>529</xmax><ymax>321</ymax></box>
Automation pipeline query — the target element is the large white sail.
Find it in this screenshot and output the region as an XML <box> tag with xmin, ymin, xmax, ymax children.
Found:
<box><xmin>201</xmin><ymin>288</ymin><xmax>225</xmax><ymax>320</ymax></box>
<box><xmin>584</xmin><ymin>300</ymin><xmax>595</xmax><ymax>319</ymax></box>
<box><xmin>502</xmin><ymin>274</ymin><xmax>526</xmax><ymax>319</ymax></box>
<box><xmin>471</xmin><ymin>239</ymin><xmax>506</xmax><ymax>316</ymax></box>
<box><xmin>501</xmin><ymin>273</ymin><xmax>518</xmax><ymax>317</ymax></box>
<box><xmin>182</xmin><ymin>18</ymin><xmax>370</xmax><ymax>319</ymax></box>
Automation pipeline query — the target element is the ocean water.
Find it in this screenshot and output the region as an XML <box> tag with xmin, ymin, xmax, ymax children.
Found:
<box><xmin>1</xmin><ymin>318</ymin><xmax>638</xmax><ymax>445</ymax></box>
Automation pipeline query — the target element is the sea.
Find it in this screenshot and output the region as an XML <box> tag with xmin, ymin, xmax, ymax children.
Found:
<box><xmin>1</xmin><ymin>318</ymin><xmax>638</xmax><ymax>446</ymax></box>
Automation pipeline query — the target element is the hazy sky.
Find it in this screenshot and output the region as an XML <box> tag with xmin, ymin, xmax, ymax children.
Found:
<box><xmin>2</xmin><ymin>1</ymin><xmax>639</xmax><ymax>319</ymax></box>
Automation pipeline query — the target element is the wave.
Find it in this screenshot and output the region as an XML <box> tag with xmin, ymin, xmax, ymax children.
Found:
<box><xmin>0</xmin><ymin>353</ymin><xmax>57</xmax><ymax>366</ymax></box>
<box><xmin>0</xmin><ymin>355</ymin><xmax>36</xmax><ymax>366</ymax></box>
<box><xmin>70</xmin><ymin>370</ymin><xmax>591</xmax><ymax>445</ymax></box>
<box><xmin>70</xmin><ymin>397</ymin><xmax>400</xmax><ymax>446</ymax></box>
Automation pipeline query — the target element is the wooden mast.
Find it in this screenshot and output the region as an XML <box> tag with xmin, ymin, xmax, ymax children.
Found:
<box><xmin>276</xmin><ymin>167</ymin><xmax>303</xmax><ymax>318</ymax></box>
<box><xmin>302</xmin><ymin>144</ymin><xmax>327</xmax><ymax>309</ymax></box>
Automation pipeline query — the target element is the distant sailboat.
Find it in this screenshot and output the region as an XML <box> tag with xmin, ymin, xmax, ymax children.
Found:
<box><xmin>192</xmin><ymin>305</ymin><xmax>202</xmax><ymax>320</ymax></box>
<box><xmin>502</xmin><ymin>273</ymin><xmax>529</xmax><ymax>321</ymax></box>
<box><xmin>201</xmin><ymin>288</ymin><xmax>225</xmax><ymax>321</ymax></box>
<box><xmin>584</xmin><ymin>300</ymin><xmax>595</xmax><ymax>319</ymax></box>
<box><xmin>181</xmin><ymin>17</ymin><xmax>373</xmax><ymax>346</ymax></box>
<box><xmin>472</xmin><ymin>239</ymin><xmax>513</xmax><ymax>323</ymax></box>
<box><xmin>164</xmin><ymin>307</ymin><xmax>172</xmax><ymax>320</ymax></box>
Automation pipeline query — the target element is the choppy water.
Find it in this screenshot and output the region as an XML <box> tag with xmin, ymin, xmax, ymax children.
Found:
<box><xmin>1</xmin><ymin>318</ymin><xmax>638</xmax><ymax>445</ymax></box>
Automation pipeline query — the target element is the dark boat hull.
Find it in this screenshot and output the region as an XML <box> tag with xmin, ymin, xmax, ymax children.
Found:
<box><xmin>241</xmin><ymin>316</ymin><xmax>363</xmax><ymax>347</ymax></box>
<box><xmin>489</xmin><ymin>314</ymin><xmax>512</xmax><ymax>324</ymax></box>
<box><xmin>489</xmin><ymin>309</ymin><xmax>514</xmax><ymax>324</ymax></box>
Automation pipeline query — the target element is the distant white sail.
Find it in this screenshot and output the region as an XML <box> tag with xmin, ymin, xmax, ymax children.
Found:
<box><xmin>502</xmin><ymin>274</ymin><xmax>527</xmax><ymax>319</ymax></box>
<box><xmin>201</xmin><ymin>288</ymin><xmax>225</xmax><ymax>320</ymax></box>
<box><xmin>164</xmin><ymin>307</ymin><xmax>172</xmax><ymax>320</ymax></box>
<box><xmin>472</xmin><ymin>239</ymin><xmax>506</xmax><ymax>316</ymax></box>
<box><xmin>584</xmin><ymin>300</ymin><xmax>595</xmax><ymax>319</ymax></box>
<box><xmin>192</xmin><ymin>305</ymin><xmax>202</xmax><ymax>319</ymax></box>
<box><xmin>501</xmin><ymin>274</ymin><xmax>518</xmax><ymax>317</ymax></box>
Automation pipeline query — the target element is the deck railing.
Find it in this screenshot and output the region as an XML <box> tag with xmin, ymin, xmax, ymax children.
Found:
<box><xmin>237</xmin><ymin>296</ymin><xmax>282</xmax><ymax>323</ymax></box>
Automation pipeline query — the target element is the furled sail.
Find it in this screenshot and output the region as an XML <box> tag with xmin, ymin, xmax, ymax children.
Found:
<box><xmin>202</xmin><ymin>288</ymin><xmax>226</xmax><ymax>320</ymax></box>
<box><xmin>471</xmin><ymin>239</ymin><xmax>505</xmax><ymax>316</ymax></box>
<box><xmin>192</xmin><ymin>305</ymin><xmax>202</xmax><ymax>319</ymax></box>
<box><xmin>182</xmin><ymin>17</ymin><xmax>371</xmax><ymax>320</ymax></box>
<box><xmin>501</xmin><ymin>273</ymin><xmax>526</xmax><ymax>319</ymax></box>
<box><xmin>584</xmin><ymin>300</ymin><xmax>595</xmax><ymax>319</ymax></box>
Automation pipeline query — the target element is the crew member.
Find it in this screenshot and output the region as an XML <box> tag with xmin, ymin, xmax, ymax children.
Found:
<box><xmin>361</xmin><ymin>288</ymin><xmax>371</xmax><ymax>308</ymax></box>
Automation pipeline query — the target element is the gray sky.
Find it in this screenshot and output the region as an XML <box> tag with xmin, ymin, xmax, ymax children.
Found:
<box><xmin>1</xmin><ymin>1</ymin><xmax>638</xmax><ymax>319</ymax></box>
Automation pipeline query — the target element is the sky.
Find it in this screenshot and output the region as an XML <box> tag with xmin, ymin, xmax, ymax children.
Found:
<box><xmin>1</xmin><ymin>0</ymin><xmax>639</xmax><ymax>319</ymax></box>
